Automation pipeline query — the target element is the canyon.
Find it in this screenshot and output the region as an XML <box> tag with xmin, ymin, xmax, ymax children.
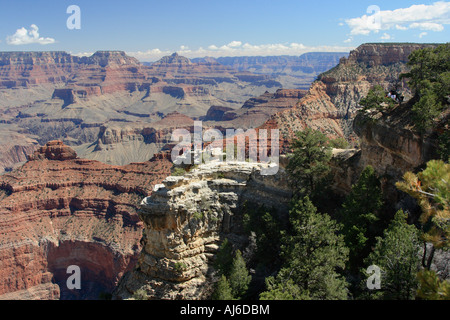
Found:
<box><xmin>0</xmin><ymin>141</ymin><xmax>172</xmax><ymax>299</ymax></box>
<box><xmin>111</xmin><ymin>43</ymin><xmax>448</xmax><ymax>299</ymax></box>
<box><xmin>113</xmin><ymin>100</ymin><xmax>446</xmax><ymax>299</ymax></box>
<box><xmin>0</xmin><ymin>51</ymin><xmax>342</xmax><ymax>173</ymax></box>
<box><xmin>192</xmin><ymin>52</ymin><xmax>348</xmax><ymax>89</ymax></box>
<box><xmin>0</xmin><ymin>42</ymin><xmax>447</xmax><ymax>300</ymax></box>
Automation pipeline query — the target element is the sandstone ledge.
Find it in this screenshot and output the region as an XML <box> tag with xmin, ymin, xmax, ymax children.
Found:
<box><xmin>114</xmin><ymin>161</ymin><xmax>291</xmax><ymax>300</ymax></box>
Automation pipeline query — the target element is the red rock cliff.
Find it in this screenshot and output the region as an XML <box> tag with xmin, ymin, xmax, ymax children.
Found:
<box><xmin>0</xmin><ymin>141</ymin><xmax>173</xmax><ymax>300</ymax></box>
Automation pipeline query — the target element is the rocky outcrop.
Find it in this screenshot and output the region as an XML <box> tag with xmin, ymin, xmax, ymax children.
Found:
<box><xmin>28</xmin><ymin>140</ymin><xmax>78</xmax><ymax>161</ymax></box>
<box><xmin>255</xmin><ymin>43</ymin><xmax>439</xmax><ymax>146</ymax></box>
<box><xmin>0</xmin><ymin>51</ymin><xmax>79</xmax><ymax>88</ymax></box>
<box><xmin>0</xmin><ymin>132</ymin><xmax>39</xmax><ymax>173</ymax></box>
<box><xmin>80</xmin><ymin>51</ymin><xmax>140</xmax><ymax>68</ymax></box>
<box><xmin>317</xmin><ymin>43</ymin><xmax>438</xmax><ymax>136</ymax></box>
<box><xmin>344</xmin><ymin>43</ymin><xmax>437</xmax><ymax>67</ymax></box>
<box><xmin>203</xmin><ymin>106</ymin><xmax>235</xmax><ymax>121</ymax></box>
<box><xmin>0</xmin><ymin>141</ymin><xmax>173</xmax><ymax>299</ymax></box>
<box><xmin>113</xmin><ymin>161</ymin><xmax>291</xmax><ymax>300</ymax></box>
<box><xmin>329</xmin><ymin>99</ymin><xmax>446</xmax><ymax>206</ymax></box>
<box><xmin>267</xmin><ymin>82</ymin><xmax>346</xmax><ymax>141</ymax></box>
<box><xmin>354</xmin><ymin>116</ymin><xmax>434</xmax><ymax>180</ymax></box>
<box><xmin>76</xmin><ymin>112</ymin><xmax>195</xmax><ymax>166</ymax></box>
<box><xmin>212</xmin><ymin>89</ymin><xmax>307</xmax><ymax>129</ymax></box>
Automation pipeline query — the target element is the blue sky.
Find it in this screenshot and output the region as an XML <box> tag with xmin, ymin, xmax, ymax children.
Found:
<box><xmin>0</xmin><ymin>0</ymin><xmax>448</xmax><ymax>61</ymax></box>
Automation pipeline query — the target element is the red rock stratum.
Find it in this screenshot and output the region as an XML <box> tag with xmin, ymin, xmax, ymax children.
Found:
<box><xmin>0</xmin><ymin>141</ymin><xmax>173</xmax><ymax>300</ymax></box>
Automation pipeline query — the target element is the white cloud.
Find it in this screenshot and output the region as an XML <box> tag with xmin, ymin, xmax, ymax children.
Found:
<box><xmin>409</xmin><ymin>22</ymin><xmax>445</xmax><ymax>31</ymax></box>
<box><xmin>395</xmin><ymin>25</ymin><xmax>408</xmax><ymax>30</ymax></box>
<box><xmin>127</xmin><ymin>48</ymin><xmax>172</xmax><ymax>61</ymax></box>
<box><xmin>345</xmin><ymin>1</ymin><xmax>450</xmax><ymax>36</ymax></box>
<box><xmin>127</xmin><ymin>42</ymin><xmax>353</xmax><ymax>62</ymax></box>
<box><xmin>70</xmin><ymin>51</ymin><xmax>93</xmax><ymax>57</ymax></box>
<box><xmin>227</xmin><ymin>41</ymin><xmax>242</xmax><ymax>47</ymax></box>
<box><xmin>381</xmin><ymin>33</ymin><xmax>392</xmax><ymax>40</ymax></box>
<box><xmin>6</xmin><ymin>24</ymin><xmax>56</xmax><ymax>45</ymax></box>
<box><xmin>344</xmin><ymin>38</ymin><xmax>353</xmax><ymax>43</ymax></box>
<box><xmin>419</xmin><ymin>32</ymin><xmax>428</xmax><ymax>38</ymax></box>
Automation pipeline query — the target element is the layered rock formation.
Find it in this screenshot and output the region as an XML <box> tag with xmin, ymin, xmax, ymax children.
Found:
<box><xmin>0</xmin><ymin>129</ymin><xmax>39</xmax><ymax>173</ymax></box>
<box><xmin>28</xmin><ymin>140</ymin><xmax>77</xmax><ymax>161</ymax></box>
<box><xmin>193</xmin><ymin>52</ymin><xmax>348</xmax><ymax>89</ymax></box>
<box><xmin>267</xmin><ymin>82</ymin><xmax>345</xmax><ymax>140</ymax></box>
<box><xmin>0</xmin><ymin>51</ymin><xmax>79</xmax><ymax>88</ymax></box>
<box><xmin>329</xmin><ymin>95</ymin><xmax>446</xmax><ymax>205</ymax></box>
<box><xmin>0</xmin><ymin>51</ymin><xmax>289</xmax><ymax>173</ymax></box>
<box><xmin>74</xmin><ymin>111</ymin><xmax>195</xmax><ymax>166</ymax></box>
<box><xmin>317</xmin><ymin>43</ymin><xmax>438</xmax><ymax>135</ymax></box>
<box><xmin>256</xmin><ymin>43</ymin><xmax>440</xmax><ymax>146</ymax></box>
<box><xmin>114</xmin><ymin>161</ymin><xmax>291</xmax><ymax>300</ymax></box>
<box><xmin>207</xmin><ymin>88</ymin><xmax>308</xmax><ymax>129</ymax></box>
<box><xmin>0</xmin><ymin>141</ymin><xmax>173</xmax><ymax>299</ymax></box>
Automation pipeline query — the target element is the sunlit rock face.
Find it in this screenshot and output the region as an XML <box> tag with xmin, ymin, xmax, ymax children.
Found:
<box><xmin>114</xmin><ymin>161</ymin><xmax>291</xmax><ymax>300</ymax></box>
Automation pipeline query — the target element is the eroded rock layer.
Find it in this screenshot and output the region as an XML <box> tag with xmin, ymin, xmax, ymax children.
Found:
<box><xmin>0</xmin><ymin>141</ymin><xmax>173</xmax><ymax>299</ymax></box>
<box><xmin>114</xmin><ymin>161</ymin><xmax>291</xmax><ymax>300</ymax></box>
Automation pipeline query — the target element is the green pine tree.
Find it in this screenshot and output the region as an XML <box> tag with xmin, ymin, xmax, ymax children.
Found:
<box><xmin>228</xmin><ymin>250</ymin><xmax>252</xmax><ymax>299</ymax></box>
<box><xmin>286</xmin><ymin>128</ymin><xmax>332</xmax><ymax>198</ymax></box>
<box><xmin>214</xmin><ymin>238</ymin><xmax>234</xmax><ymax>276</ymax></box>
<box><xmin>259</xmin><ymin>276</ymin><xmax>310</xmax><ymax>300</ymax></box>
<box><xmin>400</xmin><ymin>43</ymin><xmax>450</xmax><ymax>131</ymax></box>
<box><xmin>339</xmin><ymin>166</ymin><xmax>384</xmax><ymax>273</ymax></box>
<box><xmin>396</xmin><ymin>160</ymin><xmax>450</xmax><ymax>268</ymax></box>
<box><xmin>359</xmin><ymin>85</ymin><xmax>396</xmax><ymax>112</ymax></box>
<box><xmin>416</xmin><ymin>269</ymin><xmax>450</xmax><ymax>300</ymax></box>
<box><xmin>261</xmin><ymin>197</ymin><xmax>349</xmax><ymax>300</ymax></box>
<box><xmin>211</xmin><ymin>275</ymin><xmax>234</xmax><ymax>300</ymax></box>
<box><xmin>364</xmin><ymin>210</ymin><xmax>421</xmax><ymax>300</ymax></box>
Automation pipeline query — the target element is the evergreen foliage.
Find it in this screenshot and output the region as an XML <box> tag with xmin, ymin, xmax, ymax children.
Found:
<box><xmin>396</xmin><ymin>160</ymin><xmax>450</xmax><ymax>250</ymax></box>
<box><xmin>339</xmin><ymin>166</ymin><xmax>384</xmax><ymax>273</ymax></box>
<box><xmin>213</xmin><ymin>238</ymin><xmax>234</xmax><ymax>276</ymax></box>
<box><xmin>260</xmin><ymin>197</ymin><xmax>349</xmax><ymax>300</ymax></box>
<box><xmin>211</xmin><ymin>275</ymin><xmax>234</xmax><ymax>300</ymax></box>
<box><xmin>286</xmin><ymin>128</ymin><xmax>332</xmax><ymax>198</ymax></box>
<box><xmin>359</xmin><ymin>85</ymin><xmax>396</xmax><ymax>112</ymax></box>
<box><xmin>242</xmin><ymin>204</ymin><xmax>282</xmax><ymax>268</ymax></box>
<box><xmin>401</xmin><ymin>43</ymin><xmax>450</xmax><ymax>131</ymax></box>
<box><xmin>364</xmin><ymin>210</ymin><xmax>421</xmax><ymax>300</ymax></box>
<box><xmin>228</xmin><ymin>250</ymin><xmax>252</xmax><ymax>299</ymax></box>
<box><xmin>416</xmin><ymin>269</ymin><xmax>450</xmax><ymax>300</ymax></box>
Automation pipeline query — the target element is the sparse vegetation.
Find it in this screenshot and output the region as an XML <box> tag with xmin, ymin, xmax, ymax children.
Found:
<box><xmin>172</xmin><ymin>167</ymin><xmax>187</xmax><ymax>176</ymax></box>
<box><xmin>359</xmin><ymin>85</ymin><xmax>396</xmax><ymax>113</ymax></box>
<box><xmin>328</xmin><ymin>137</ymin><xmax>350</xmax><ymax>149</ymax></box>
<box><xmin>130</xmin><ymin>288</ymin><xmax>149</xmax><ymax>300</ymax></box>
<box><xmin>174</xmin><ymin>262</ymin><xmax>187</xmax><ymax>273</ymax></box>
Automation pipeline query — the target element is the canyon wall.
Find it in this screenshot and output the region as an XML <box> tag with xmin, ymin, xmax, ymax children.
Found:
<box><xmin>318</xmin><ymin>43</ymin><xmax>438</xmax><ymax>136</ymax></box>
<box><xmin>0</xmin><ymin>141</ymin><xmax>172</xmax><ymax>299</ymax></box>
<box><xmin>113</xmin><ymin>161</ymin><xmax>291</xmax><ymax>300</ymax></box>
